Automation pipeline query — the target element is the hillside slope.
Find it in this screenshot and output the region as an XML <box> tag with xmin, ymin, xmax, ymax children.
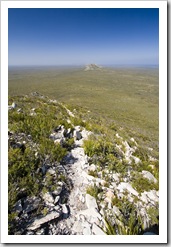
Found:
<box><xmin>8</xmin><ymin>93</ymin><xmax>159</xmax><ymax>235</ymax></box>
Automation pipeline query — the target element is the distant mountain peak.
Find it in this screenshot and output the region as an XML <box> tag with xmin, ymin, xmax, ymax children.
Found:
<box><xmin>84</xmin><ymin>63</ymin><xmax>102</xmax><ymax>71</ymax></box>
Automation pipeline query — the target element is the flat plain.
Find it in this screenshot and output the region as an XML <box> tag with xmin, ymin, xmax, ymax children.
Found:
<box><xmin>8</xmin><ymin>66</ymin><xmax>159</xmax><ymax>152</ymax></box>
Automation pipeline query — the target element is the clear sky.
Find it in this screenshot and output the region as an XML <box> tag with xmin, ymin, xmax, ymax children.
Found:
<box><xmin>8</xmin><ymin>8</ymin><xmax>159</xmax><ymax>66</ymax></box>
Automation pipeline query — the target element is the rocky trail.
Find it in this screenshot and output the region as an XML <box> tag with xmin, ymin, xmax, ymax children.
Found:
<box><xmin>57</xmin><ymin>130</ymin><xmax>106</xmax><ymax>235</ymax></box>
<box><xmin>8</xmin><ymin>95</ymin><xmax>159</xmax><ymax>235</ymax></box>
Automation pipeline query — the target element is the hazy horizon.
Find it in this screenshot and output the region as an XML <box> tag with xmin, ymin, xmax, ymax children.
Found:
<box><xmin>8</xmin><ymin>8</ymin><xmax>159</xmax><ymax>67</ymax></box>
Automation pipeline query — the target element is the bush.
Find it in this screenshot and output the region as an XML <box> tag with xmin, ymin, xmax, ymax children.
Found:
<box><xmin>86</xmin><ymin>185</ymin><xmax>102</xmax><ymax>199</ymax></box>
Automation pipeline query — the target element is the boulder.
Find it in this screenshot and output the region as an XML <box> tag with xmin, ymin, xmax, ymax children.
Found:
<box><xmin>23</xmin><ymin>196</ymin><xmax>41</xmax><ymax>213</ymax></box>
<box><xmin>78</xmin><ymin>208</ymin><xmax>102</xmax><ymax>223</ymax></box>
<box><xmin>141</xmin><ymin>171</ymin><xmax>157</xmax><ymax>183</ymax></box>
<box><xmin>145</xmin><ymin>190</ymin><xmax>158</xmax><ymax>202</ymax></box>
<box><xmin>74</xmin><ymin>130</ymin><xmax>82</xmax><ymax>140</ymax></box>
<box><xmin>85</xmin><ymin>194</ymin><xmax>98</xmax><ymax>209</ymax></box>
<box><xmin>27</xmin><ymin>211</ymin><xmax>61</xmax><ymax>231</ymax></box>
<box><xmin>12</xmin><ymin>102</ymin><xmax>17</xmax><ymax>109</ymax></box>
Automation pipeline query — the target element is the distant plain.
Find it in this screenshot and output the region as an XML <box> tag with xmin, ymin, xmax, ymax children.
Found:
<box><xmin>8</xmin><ymin>66</ymin><xmax>159</xmax><ymax>153</ymax></box>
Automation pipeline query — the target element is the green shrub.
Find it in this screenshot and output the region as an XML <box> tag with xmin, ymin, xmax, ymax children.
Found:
<box><xmin>86</xmin><ymin>184</ymin><xmax>102</xmax><ymax>199</ymax></box>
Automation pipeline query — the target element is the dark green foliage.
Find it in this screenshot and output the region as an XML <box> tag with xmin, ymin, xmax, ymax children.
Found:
<box><xmin>106</xmin><ymin>198</ymin><xmax>143</xmax><ymax>235</ymax></box>
<box><xmin>131</xmin><ymin>172</ymin><xmax>159</xmax><ymax>193</ymax></box>
<box><xmin>86</xmin><ymin>184</ymin><xmax>103</xmax><ymax>199</ymax></box>
<box><xmin>8</xmin><ymin>96</ymin><xmax>70</xmax><ymax>233</ymax></box>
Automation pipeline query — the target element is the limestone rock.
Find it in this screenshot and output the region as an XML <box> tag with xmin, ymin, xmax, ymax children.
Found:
<box><xmin>42</xmin><ymin>192</ymin><xmax>54</xmax><ymax>204</ymax></box>
<box><xmin>88</xmin><ymin>164</ymin><xmax>96</xmax><ymax>172</ymax></box>
<box><xmin>112</xmin><ymin>173</ymin><xmax>120</xmax><ymax>182</ymax></box>
<box><xmin>145</xmin><ymin>190</ymin><xmax>158</xmax><ymax>202</ymax></box>
<box><xmin>92</xmin><ymin>223</ymin><xmax>106</xmax><ymax>235</ymax></box>
<box><xmin>117</xmin><ymin>182</ymin><xmax>139</xmax><ymax>197</ymax></box>
<box><xmin>72</xmin><ymin>221</ymin><xmax>84</xmax><ymax>233</ymax></box>
<box><xmin>74</xmin><ymin>130</ymin><xmax>82</xmax><ymax>140</ymax></box>
<box><xmin>27</xmin><ymin>211</ymin><xmax>61</xmax><ymax>231</ymax></box>
<box><xmin>140</xmin><ymin>192</ymin><xmax>149</xmax><ymax>204</ymax></box>
<box><xmin>105</xmin><ymin>189</ymin><xmax>114</xmax><ymax>203</ymax></box>
<box><xmin>141</xmin><ymin>170</ymin><xmax>157</xmax><ymax>183</ymax></box>
<box><xmin>12</xmin><ymin>102</ymin><xmax>17</xmax><ymax>109</ymax></box>
<box><xmin>83</xmin><ymin>226</ymin><xmax>91</xmax><ymax>235</ymax></box>
<box><xmin>85</xmin><ymin>194</ymin><xmax>98</xmax><ymax>209</ymax></box>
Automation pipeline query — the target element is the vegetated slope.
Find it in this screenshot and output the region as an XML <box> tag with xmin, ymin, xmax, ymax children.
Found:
<box><xmin>8</xmin><ymin>93</ymin><xmax>159</xmax><ymax>235</ymax></box>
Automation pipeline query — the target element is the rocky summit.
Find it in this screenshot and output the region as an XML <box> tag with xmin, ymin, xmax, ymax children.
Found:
<box><xmin>84</xmin><ymin>64</ymin><xmax>102</xmax><ymax>71</ymax></box>
<box><xmin>8</xmin><ymin>93</ymin><xmax>159</xmax><ymax>235</ymax></box>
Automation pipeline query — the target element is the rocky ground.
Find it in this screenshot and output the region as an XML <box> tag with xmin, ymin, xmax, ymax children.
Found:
<box><xmin>8</xmin><ymin>93</ymin><xmax>159</xmax><ymax>235</ymax></box>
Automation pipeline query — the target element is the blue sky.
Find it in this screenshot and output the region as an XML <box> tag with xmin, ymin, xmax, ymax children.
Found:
<box><xmin>8</xmin><ymin>8</ymin><xmax>159</xmax><ymax>66</ymax></box>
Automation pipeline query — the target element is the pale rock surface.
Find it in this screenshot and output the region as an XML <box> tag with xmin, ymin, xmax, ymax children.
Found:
<box><xmin>142</xmin><ymin>170</ymin><xmax>157</xmax><ymax>183</ymax></box>
<box><xmin>92</xmin><ymin>223</ymin><xmax>106</xmax><ymax>235</ymax></box>
<box><xmin>117</xmin><ymin>182</ymin><xmax>139</xmax><ymax>196</ymax></box>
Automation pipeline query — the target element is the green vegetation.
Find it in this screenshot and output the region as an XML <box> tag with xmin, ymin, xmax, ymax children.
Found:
<box><xmin>105</xmin><ymin>198</ymin><xmax>143</xmax><ymax>235</ymax></box>
<box><xmin>8</xmin><ymin>67</ymin><xmax>159</xmax><ymax>235</ymax></box>
<box><xmin>131</xmin><ymin>172</ymin><xmax>159</xmax><ymax>193</ymax></box>
<box><xmin>9</xmin><ymin>67</ymin><xmax>159</xmax><ymax>151</ymax></box>
<box><xmin>8</xmin><ymin>95</ymin><xmax>73</xmax><ymax>233</ymax></box>
<box><xmin>86</xmin><ymin>184</ymin><xmax>103</xmax><ymax>199</ymax></box>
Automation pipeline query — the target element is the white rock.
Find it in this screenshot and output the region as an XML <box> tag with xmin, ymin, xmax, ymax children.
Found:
<box><xmin>78</xmin><ymin>208</ymin><xmax>102</xmax><ymax>222</ymax></box>
<box><xmin>74</xmin><ymin>130</ymin><xmax>82</xmax><ymax>140</ymax></box>
<box><xmin>88</xmin><ymin>164</ymin><xmax>96</xmax><ymax>172</ymax></box>
<box><xmin>52</xmin><ymin>187</ymin><xmax>62</xmax><ymax>196</ymax></box>
<box><xmin>42</xmin><ymin>192</ymin><xmax>54</xmax><ymax>204</ymax></box>
<box><xmin>142</xmin><ymin>170</ymin><xmax>157</xmax><ymax>183</ymax></box>
<box><xmin>28</xmin><ymin>211</ymin><xmax>61</xmax><ymax>231</ymax></box>
<box><xmin>47</xmin><ymin>168</ymin><xmax>56</xmax><ymax>175</ymax></box>
<box><xmin>117</xmin><ymin>182</ymin><xmax>139</xmax><ymax>196</ymax></box>
<box><xmin>12</xmin><ymin>102</ymin><xmax>17</xmax><ymax>109</ymax></box>
<box><xmin>92</xmin><ymin>223</ymin><xmax>106</xmax><ymax>235</ymax></box>
<box><xmin>133</xmin><ymin>156</ymin><xmax>141</xmax><ymax>164</ymax></box>
<box><xmin>86</xmin><ymin>194</ymin><xmax>98</xmax><ymax>209</ymax></box>
<box><xmin>112</xmin><ymin>173</ymin><xmax>120</xmax><ymax>182</ymax></box>
<box><xmin>72</xmin><ymin>221</ymin><xmax>83</xmax><ymax>233</ymax></box>
<box><xmin>62</xmin><ymin>204</ymin><xmax>68</xmax><ymax>217</ymax></box>
<box><xmin>54</xmin><ymin>196</ymin><xmax>60</xmax><ymax>205</ymax></box>
<box><xmin>146</xmin><ymin>190</ymin><xmax>158</xmax><ymax>202</ymax></box>
<box><xmin>112</xmin><ymin>206</ymin><xmax>121</xmax><ymax>217</ymax></box>
<box><xmin>83</xmin><ymin>226</ymin><xmax>91</xmax><ymax>235</ymax></box>
<box><xmin>140</xmin><ymin>192</ymin><xmax>149</xmax><ymax>204</ymax></box>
